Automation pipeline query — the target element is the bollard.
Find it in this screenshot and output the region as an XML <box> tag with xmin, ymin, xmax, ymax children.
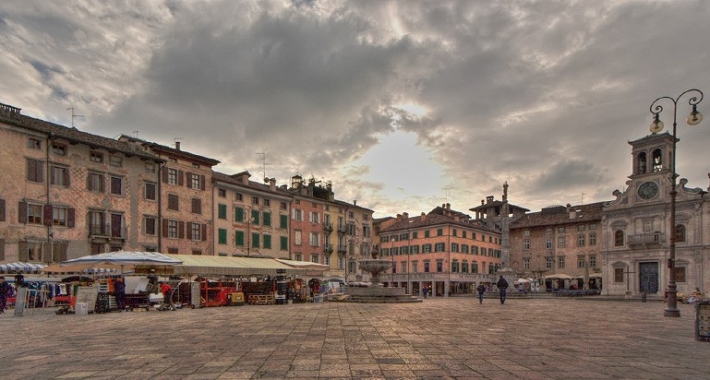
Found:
<box><xmin>642</xmin><ymin>292</ymin><xmax>647</xmax><ymax>302</ymax></box>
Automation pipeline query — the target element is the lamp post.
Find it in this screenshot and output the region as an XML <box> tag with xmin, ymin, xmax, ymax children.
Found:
<box><xmin>406</xmin><ymin>227</ymin><xmax>411</xmax><ymax>295</ymax></box>
<box><xmin>649</xmin><ymin>88</ymin><xmax>704</xmax><ymax>318</ymax></box>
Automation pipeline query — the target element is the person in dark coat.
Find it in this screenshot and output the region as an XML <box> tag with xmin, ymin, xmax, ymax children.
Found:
<box><xmin>476</xmin><ymin>284</ymin><xmax>486</xmax><ymax>304</ymax></box>
<box><xmin>114</xmin><ymin>277</ymin><xmax>126</xmax><ymax>311</ymax></box>
<box><xmin>496</xmin><ymin>276</ymin><xmax>509</xmax><ymax>304</ymax></box>
<box><xmin>422</xmin><ymin>286</ymin><xmax>428</xmax><ymax>299</ymax></box>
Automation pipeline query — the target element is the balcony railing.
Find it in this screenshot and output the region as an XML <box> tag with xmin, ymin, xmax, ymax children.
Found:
<box><xmin>89</xmin><ymin>223</ymin><xmax>126</xmax><ymax>239</ymax></box>
<box><xmin>337</xmin><ymin>224</ymin><xmax>347</xmax><ymax>234</ymax></box>
<box><xmin>324</xmin><ymin>243</ymin><xmax>333</xmax><ymax>253</ymax></box>
<box><xmin>323</xmin><ymin>221</ymin><xmax>333</xmax><ymax>232</ymax></box>
<box><xmin>627</xmin><ymin>232</ymin><xmax>665</xmax><ymax>249</ymax></box>
<box><xmin>337</xmin><ymin>245</ymin><xmax>347</xmax><ymax>253</ymax></box>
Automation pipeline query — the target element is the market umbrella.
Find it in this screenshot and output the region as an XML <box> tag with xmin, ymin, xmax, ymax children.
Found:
<box><xmin>543</xmin><ymin>273</ymin><xmax>573</xmax><ymax>280</ymax></box>
<box><xmin>42</xmin><ymin>262</ymin><xmax>132</xmax><ymax>274</ymax></box>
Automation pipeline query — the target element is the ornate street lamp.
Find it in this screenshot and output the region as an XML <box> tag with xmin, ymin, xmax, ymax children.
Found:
<box><xmin>649</xmin><ymin>88</ymin><xmax>704</xmax><ymax>318</ymax></box>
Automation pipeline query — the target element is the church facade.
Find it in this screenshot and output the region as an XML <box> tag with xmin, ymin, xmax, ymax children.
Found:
<box><xmin>601</xmin><ymin>132</ymin><xmax>710</xmax><ymax>298</ymax></box>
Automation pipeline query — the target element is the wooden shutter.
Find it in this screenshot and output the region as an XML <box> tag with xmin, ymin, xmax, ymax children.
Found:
<box><xmin>0</xmin><ymin>199</ymin><xmax>5</xmax><ymax>222</ymax></box>
<box><xmin>200</xmin><ymin>175</ymin><xmax>206</xmax><ymax>190</ymax></box>
<box><xmin>186</xmin><ymin>172</ymin><xmax>192</xmax><ymax>188</ymax></box>
<box><xmin>43</xmin><ymin>205</ymin><xmax>53</xmax><ymax>226</ymax></box>
<box><xmin>177</xmin><ymin>170</ymin><xmax>184</xmax><ymax>186</ymax></box>
<box><xmin>162</xmin><ymin>168</ymin><xmax>168</xmax><ymax>183</ymax></box>
<box><xmin>178</xmin><ymin>221</ymin><xmax>185</xmax><ymax>239</ymax></box>
<box><xmin>202</xmin><ymin>223</ymin><xmax>207</xmax><ymax>241</ymax></box>
<box><xmin>67</xmin><ymin>208</ymin><xmax>76</xmax><ymax>228</ymax></box>
<box><xmin>162</xmin><ymin>219</ymin><xmax>168</xmax><ymax>238</ymax></box>
<box><xmin>18</xmin><ymin>201</ymin><xmax>27</xmax><ymax>223</ymax></box>
<box><xmin>18</xmin><ymin>242</ymin><xmax>29</xmax><ymax>261</ymax></box>
<box><xmin>186</xmin><ymin>222</ymin><xmax>193</xmax><ymax>240</ymax></box>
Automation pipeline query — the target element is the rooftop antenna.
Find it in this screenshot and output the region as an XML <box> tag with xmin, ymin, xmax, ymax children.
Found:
<box><xmin>133</xmin><ymin>130</ymin><xmax>140</xmax><ymax>139</ymax></box>
<box><xmin>257</xmin><ymin>152</ymin><xmax>271</xmax><ymax>182</ymax></box>
<box><xmin>66</xmin><ymin>107</ymin><xmax>84</xmax><ymax>128</ymax></box>
<box><xmin>580</xmin><ymin>192</ymin><xmax>585</xmax><ymax>205</ymax></box>
<box><xmin>442</xmin><ymin>186</ymin><xmax>455</xmax><ymax>202</ymax></box>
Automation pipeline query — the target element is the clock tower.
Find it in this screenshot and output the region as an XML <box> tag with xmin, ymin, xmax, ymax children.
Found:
<box><xmin>627</xmin><ymin>132</ymin><xmax>676</xmax><ymax>204</ymax></box>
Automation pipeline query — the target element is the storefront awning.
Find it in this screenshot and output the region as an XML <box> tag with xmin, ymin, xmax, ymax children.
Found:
<box><xmin>170</xmin><ymin>255</ymin><xmax>328</xmax><ymax>277</ymax></box>
<box><xmin>0</xmin><ymin>261</ymin><xmax>47</xmax><ymax>273</ymax></box>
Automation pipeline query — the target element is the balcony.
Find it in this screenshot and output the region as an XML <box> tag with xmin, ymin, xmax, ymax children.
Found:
<box><xmin>324</xmin><ymin>243</ymin><xmax>333</xmax><ymax>253</ymax></box>
<box><xmin>627</xmin><ymin>232</ymin><xmax>665</xmax><ymax>249</ymax></box>
<box><xmin>89</xmin><ymin>223</ymin><xmax>126</xmax><ymax>239</ymax></box>
<box><xmin>337</xmin><ymin>244</ymin><xmax>347</xmax><ymax>254</ymax></box>
<box><xmin>323</xmin><ymin>221</ymin><xmax>333</xmax><ymax>232</ymax></box>
<box><xmin>337</xmin><ymin>224</ymin><xmax>347</xmax><ymax>235</ymax></box>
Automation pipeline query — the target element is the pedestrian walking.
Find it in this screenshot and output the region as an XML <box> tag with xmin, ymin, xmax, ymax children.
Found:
<box><xmin>113</xmin><ymin>277</ymin><xmax>126</xmax><ymax>311</ymax></box>
<box><xmin>0</xmin><ymin>276</ymin><xmax>10</xmax><ymax>313</ymax></box>
<box><xmin>422</xmin><ymin>286</ymin><xmax>428</xmax><ymax>299</ymax></box>
<box><xmin>496</xmin><ymin>275</ymin><xmax>509</xmax><ymax>304</ymax></box>
<box><xmin>476</xmin><ymin>283</ymin><xmax>486</xmax><ymax>304</ymax></box>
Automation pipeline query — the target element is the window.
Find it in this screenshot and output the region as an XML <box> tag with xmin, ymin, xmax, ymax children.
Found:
<box><xmin>481</xmin><ymin>248</ymin><xmax>487</xmax><ymax>256</ymax></box>
<box><xmin>280</xmin><ymin>202</ymin><xmax>287</xmax><ymax>210</ymax></box>
<box><xmin>546</xmin><ymin>257</ymin><xmax>553</xmax><ymax>269</ymax></box>
<box><xmin>424</xmin><ymin>230</ymin><xmax>430</xmax><ymax>238</ymax></box>
<box><xmin>577</xmin><ymin>234</ymin><xmax>585</xmax><ymax>247</ymax></box>
<box><xmin>437</xmin><ymin>228</ymin><xmax>443</xmax><ymax>236</ymax></box>
<box><xmin>28</xmin><ymin>138</ymin><xmax>41</xmax><ymax>149</ymax></box>
<box><xmin>51</xmin><ymin>165</ymin><xmax>70</xmax><ymax>187</ymax></box>
<box><xmin>110</xmin><ymin>176</ymin><xmax>123</xmax><ymax>195</ymax></box>
<box><xmin>674</xmin><ymin>267</ymin><xmax>686</xmax><ymax>283</ymax></box>
<box><xmin>558</xmin><ymin>256</ymin><xmax>565</xmax><ymax>269</ymax></box>
<box><xmin>436</xmin><ymin>261</ymin><xmax>443</xmax><ymax>272</ymax></box>
<box><xmin>52</xmin><ymin>143</ymin><xmax>66</xmax><ymax>155</ymax></box>
<box><xmin>546</xmin><ymin>238</ymin><xmax>553</xmax><ymax>249</ymax></box>
<box><xmin>589</xmin><ymin>233</ymin><xmax>597</xmax><ymax>246</ymax></box>
<box><xmin>451</xmin><ymin>243</ymin><xmax>459</xmax><ymax>253</ymax></box>
<box><xmin>26</xmin><ymin>158</ymin><xmax>44</xmax><ymax>182</ymax></box>
<box><xmin>109</xmin><ymin>155</ymin><xmax>122</xmax><ymax>167</ymax></box>
<box><xmin>293</xmin><ymin>209</ymin><xmax>303</xmax><ymax>221</ymax></box>
<box><xmin>145</xmin><ymin>162</ymin><xmax>155</xmax><ymax>173</ymax></box>
<box><xmin>263</xmin><ymin>199</ymin><xmax>270</xmax><ymax>207</ymax></box>
<box><xmin>523</xmin><ymin>239</ymin><xmax>530</xmax><ymax>250</ymax></box>
<box><xmin>280</xmin><ymin>214</ymin><xmax>288</xmax><ymax>229</ymax></box>
<box><xmin>434</xmin><ymin>242</ymin><xmax>445</xmax><ymax>252</ymax></box>
<box><xmin>614</xmin><ymin>267</ymin><xmax>624</xmax><ymax>283</ymax></box>
<box><xmin>252</xmin><ymin>196</ymin><xmax>259</xmax><ymax>205</ymax></box>
<box><xmin>280</xmin><ymin>236</ymin><xmax>288</xmax><ymax>250</ymax></box>
<box><xmin>27</xmin><ymin>204</ymin><xmax>43</xmax><ymax>224</ymax></box>
<box><xmin>191</xmin><ymin>223</ymin><xmax>202</xmax><ymax>241</ymax></box>
<box><xmin>614</xmin><ymin>230</ymin><xmax>625</xmax><ymax>247</ymax></box>
<box><xmin>88</xmin><ymin>211</ymin><xmax>105</xmax><ymax>235</ymax></box>
<box><xmin>577</xmin><ymin>225</ymin><xmax>586</xmax><ymax>231</ymax></box>
<box><xmin>167</xmin><ymin>168</ymin><xmax>179</xmax><ymax>185</ymax></box>
<box><xmin>263</xmin><ymin>235</ymin><xmax>271</xmax><ymax>249</ymax></box>
<box><xmin>402</xmin><ymin>261</ymin><xmax>408</xmax><ymax>273</ymax></box>
<box><xmin>167</xmin><ymin>220</ymin><xmax>179</xmax><ymax>238</ymax></box>
<box><xmin>523</xmin><ymin>258</ymin><xmax>530</xmax><ymax>270</ymax></box>
<box><xmin>52</xmin><ymin>207</ymin><xmax>68</xmax><ymax>226</ymax></box>
<box><xmin>88</xmin><ymin>172</ymin><xmax>104</xmax><ymax>192</ymax></box>
<box><xmin>471</xmin><ymin>262</ymin><xmax>478</xmax><ymax>274</ymax></box>
<box><xmin>145</xmin><ymin>182</ymin><xmax>157</xmax><ymax>200</ymax></box>
<box><xmin>235</xmin><ymin>231</ymin><xmax>245</xmax><ymax>246</ymax></box>
<box><xmin>168</xmin><ymin>194</ymin><xmax>179</xmax><ymax>211</ymax></box>
<box><xmin>412</xmin><ymin>231</ymin><xmax>418</xmax><ymax>239</ymax></box>
<box><xmin>252</xmin><ymin>233</ymin><xmax>260</xmax><ymax>248</ymax></box>
<box><xmin>310</xmin><ymin>232</ymin><xmax>319</xmax><ymax>247</ymax></box>
<box><xmin>90</xmin><ymin>151</ymin><xmax>103</xmax><ymax>163</ymax></box>
<box><xmin>453</xmin><ymin>229</ymin><xmax>458</xmax><ymax>237</ymax></box>
<box><xmin>472</xmin><ymin>246</ymin><xmax>478</xmax><ymax>255</ymax></box>
<box><xmin>589</xmin><ymin>255</ymin><xmax>597</xmax><ymax>268</ymax></box>
<box><xmin>218</xmin><ymin>204</ymin><xmax>227</xmax><ymax>219</ymax></box>
<box><xmin>251</xmin><ymin>210</ymin><xmax>260</xmax><ymax>225</ymax></box>
<box><xmin>422</xmin><ymin>244</ymin><xmax>432</xmax><ymax>253</ymax></box>
<box><xmin>294</xmin><ymin>230</ymin><xmax>302</xmax><ymax>245</ymax></box>
<box><xmin>309</xmin><ymin>212</ymin><xmax>320</xmax><ymax>223</ymax></box>
<box><xmin>218</xmin><ymin>188</ymin><xmax>226</xmax><ymax>197</ymax></box>
<box><xmin>235</xmin><ymin>207</ymin><xmax>244</xmax><ymax>222</ymax></box>
<box><xmin>311</xmin><ymin>254</ymin><xmax>320</xmax><ymax>264</ymax></box>
<box><xmin>263</xmin><ymin>212</ymin><xmax>271</xmax><ymax>227</ymax></box>
<box><xmin>191</xmin><ymin>198</ymin><xmax>202</xmax><ymax>214</ymax></box>
<box><xmin>675</xmin><ymin>224</ymin><xmax>686</xmax><ymax>243</ymax></box>
<box><xmin>144</xmin><ymin>216</ymin><xmax>157</xmax><ymax>235</ymax></box>
<box><xmin>652</xmin><ymin>149</ymin><xmax>663</xmax><ymax>172</ymax></box>
<box><xmin>523</xmin><ymin>230</ymin><xmax>530</xmax><ymax>237</ymax></box>
<box><xmin>461</xmin><ymin>245</ymin><xmax>468</xmax><ymax>254</ymax></box>
<box><xmin>189</xmin><ymin>174</ymin><xmax>202</xmax><ymax>190</ymax></box>
<box><xmin>557</xmin><ymin>236</ymin><xmax>566</xmax><ymax>248</ymax></box>
<box><xmin>577</xmin><ymin>257</ymin><xmax>586</xmax><ymax>268</ymax></box>
<box><xmin>218</xmin><ymin>229</ymin><xmax>227</xmax><ymax>244</ymax></box>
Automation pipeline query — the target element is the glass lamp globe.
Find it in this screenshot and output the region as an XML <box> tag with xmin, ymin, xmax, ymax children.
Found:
<box><xmin>687</xmin><ymin>108</ymin><xmax>703</xmax><ymax>126</ymax></box>
<box><xmin>650</xmin><ymin>118</ymin><xmax>664</xmax><ymax>133</ymax></box>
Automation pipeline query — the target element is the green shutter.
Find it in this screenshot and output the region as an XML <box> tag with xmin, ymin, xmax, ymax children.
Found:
<box><xmin>218</xmin><ymin>228</ymin><xmax>227</xmax><ymax>244</ymax></box>
<box><xmin>280</xmin><ymin>214</ymin><xmax>288</xmax><ymax>229</ymax></box>
<box><xmin>236</xmin><ymin>231</ymin><xmax>244</xmax><ymax>246</ymax></box>
<box><xmin>263</xmin><ymin>212</ymin><xmax>271</xmax><ymax>226</ymax></box>
<box><xmin>235</xmin><ymin>207</ymin><xmax>244</xmax><ymax>222</ymax></box>
<box><xmin>251</xmin><ymin>210</ymin><xmax>259</xmax><ymax>225</ymax></box>
<box><xmin>280</xmin><ymin>236</ymin><xmax>288</xmax><ymax>250</ymax></box>
<box><xmin>218</xmin><ymin>204</ymin><xmax>227</xmax><ymax>219</ymax></box>
<box><xmin>263</xmin><ymin>234</ymin><xmax>271</xmax><ymax>249</ymax></box>
<box><xmin>252</xmin><ymin>233</ymin><xmax>260</xmax><ymax>248</ymax></box>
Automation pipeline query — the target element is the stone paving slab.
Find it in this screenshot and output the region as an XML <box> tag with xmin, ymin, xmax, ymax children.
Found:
<box><xmin>1</xmin><ymin>298</ymin><xmax>708</xmax><ymax>379</ymax></box>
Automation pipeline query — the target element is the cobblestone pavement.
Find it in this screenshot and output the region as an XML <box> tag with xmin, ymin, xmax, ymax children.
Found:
<box><xmin>1</xmin><ymin>298</ymin><xmax>708</xmax><ymax>380</ymax></box>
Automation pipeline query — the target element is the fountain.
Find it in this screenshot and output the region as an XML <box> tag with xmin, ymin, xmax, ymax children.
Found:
<box><xmin>342</xmin><ymin>250</ymin><xmax>422</xmax><ymax>303</ymax></box>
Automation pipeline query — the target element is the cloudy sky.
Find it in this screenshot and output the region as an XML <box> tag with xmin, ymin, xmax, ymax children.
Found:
<box><xmin>2</xmin><ymin>0</ymin><xmax>709</xmax><ymax>218</ymax></box>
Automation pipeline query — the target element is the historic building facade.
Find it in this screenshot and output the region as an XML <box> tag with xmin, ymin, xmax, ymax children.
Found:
<box><xmin>379</xmin><ymin>204</ymin><xmax>502</xmax><ymax>297</ymax></box>
<box><xmin>601</xmin><ymin>132</ymin><xmax>710</xmax><ymax>298</ymax></box>
<box><xmin>509</xmin><ymin>202</ymin><xmax>606</xmax><ymax>290</ymax></box>
<box><xmin>0</xmin><ymin>102</ymin><xmax>165</xmax><ymax>262</ymax></box>
<box><xmin>212</xmin><ymin>171</ymin><xmax>292</xmax><ymax>259</ymax></box>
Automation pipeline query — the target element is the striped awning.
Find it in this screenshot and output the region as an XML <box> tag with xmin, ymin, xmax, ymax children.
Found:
<box><xmin>0</xmin><ymin>261</ymin><xmax>47</xmax><ymax>273</ymax></box>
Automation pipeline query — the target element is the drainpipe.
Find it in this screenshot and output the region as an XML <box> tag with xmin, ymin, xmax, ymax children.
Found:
<box><xmin>46</xmin><ymin>133</ymin><xmax>54</xmax><ymax>263</ymax></box>
<box><xmin>157</xmin><ymin>162</ymin><xmax>167</xmax><ymax>253</ymax></box>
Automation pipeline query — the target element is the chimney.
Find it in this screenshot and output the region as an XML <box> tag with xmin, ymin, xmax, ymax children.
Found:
<box><xmin>446</xmin><ymin>203</ymin><xmax>450</xmax><ymax>210</ymax></box>
<box><xmin>396</xmin><ymin>214</ymin><xmax>402</xmax><ymax>222</ymax></box>
<box><xmin>353</xmin><ymin>200</ymin><xmax>357</xmax><ymax>206</ymax></box>
<box><xmin>403</xmin><ymin>212</ymin><xmax>409</xmax><ymax>220</ymax></box>
<box><xmin>420</xmin><ymin>212</ymin><xmax>426</xmax><ymax>222</ymax></box>
<box><xmin>269</xmin><ymin>178</ymin><xmax>276</xmax><ymax>191</ymax></box>
<box><xmin>486</xmin><ymin>196</ymin><xmax>494</xmax><ymax>204</ymax></box>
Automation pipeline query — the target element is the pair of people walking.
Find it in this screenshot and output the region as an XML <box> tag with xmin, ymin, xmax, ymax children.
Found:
<box><xmin>476</xmin><ymin>276</ymin><xmax>509</xmax><ymax>304</ymax></box>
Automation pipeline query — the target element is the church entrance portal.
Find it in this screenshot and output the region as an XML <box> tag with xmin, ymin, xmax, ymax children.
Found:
<box><xmin>639</xmin><ymin>262</ymin><xmax>659</xmax><ymax>294</ymax></box>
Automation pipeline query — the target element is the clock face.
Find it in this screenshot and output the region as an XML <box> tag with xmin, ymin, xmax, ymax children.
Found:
<box><xmin>638</xmin><ymin>181</ymin><xmax>659</xmax><ymax>200</ymax></box>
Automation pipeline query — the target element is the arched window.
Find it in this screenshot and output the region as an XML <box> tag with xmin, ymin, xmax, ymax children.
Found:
<box><xmin>614</xmin><ymin>230</ymin><xmax>625</xmax><ymax>247</ymax></box>
<box><xmin>675</xmin><ymin>224</ymin><xmax>686</xmax><ymax>243</ymax></box>
<box><xmin>652</xmin><ymin>149</ymin><xmax>663</xmax><ymax>172</ymax></box>
<box><xmin>637</xmin><ymin>152</ymin><xmax>647</xmax><ymax>174</ymax></box>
